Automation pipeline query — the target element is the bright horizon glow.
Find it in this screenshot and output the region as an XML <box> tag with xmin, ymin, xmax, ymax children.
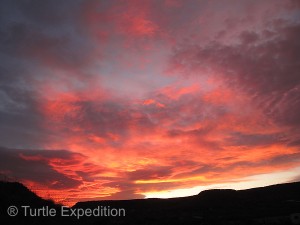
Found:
<box><xmin>144</xmin><ymin>167</ymin><xmax>300</xmax><ymax>199</ymax></box>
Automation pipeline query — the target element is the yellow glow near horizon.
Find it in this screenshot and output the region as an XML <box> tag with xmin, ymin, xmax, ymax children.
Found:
<box><xmin>143</xmin><ymin>168</ymin><xmax>300</xmax><ymax>199</ymax></box>
<box><xmin>135</xmin><ymin>175</ymin><xmax>208</xmax><ymax>184</ymax></box>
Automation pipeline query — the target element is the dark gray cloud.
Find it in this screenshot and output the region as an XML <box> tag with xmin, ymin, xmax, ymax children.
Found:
<box><xmin>128</xmin><ymin>166</ymin><xmax>174</xmax><ymax>181</ymax></box>
<box><xmin>0</xmin><ymin>147</ymin><xmax>83</xmax><ymax>189</ymax></box>
<box><xmin>268</xmin><ymin>152</ymin><xmax>300</xmax><ymax>165</ymax></box>
<box><xmin>225</xmin><ymin>132</ymin><xmax>287</xmax><ymax>147</ymax></box>
<box><xmin>170</xmin><ymin>19</ymin><xmax>300</xmax><ymax>137</ymax></box>
<box><xmin>0</xmin><ymin>0</ymin><xmax>95</xmax><ymax>149</ymax></box>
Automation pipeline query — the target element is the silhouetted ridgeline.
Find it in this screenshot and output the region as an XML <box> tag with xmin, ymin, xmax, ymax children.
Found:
<box><xmin>1</xmin><ymin>181</ymin><xmax>300</xmax><ymax>225</ymax></box>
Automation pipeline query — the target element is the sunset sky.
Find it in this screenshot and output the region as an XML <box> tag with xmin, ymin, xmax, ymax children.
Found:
<box><xmin>1</xmin><ymin>0</ymin><xmax>300</xmax><ymax>206</ymax></box>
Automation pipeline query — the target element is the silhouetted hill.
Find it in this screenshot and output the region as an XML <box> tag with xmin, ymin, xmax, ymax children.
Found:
<box><xmin>74</xmin><ymin>182</ymin><xmax>300</xmax><ymax>225</ymax></box>
<box><xmin>1</xmin><ymin>181</ymin><xmax>300</xmax><ymax>225</ymax></box>
<box><xmin>0</xmin><ymin>181</ymin><xmax>54</xmax><ymax>206</ymax></box>
<box><xmin>0</xmin><ymin>181</ymin><xmax>61</xmax><ymax>224</ymax></box>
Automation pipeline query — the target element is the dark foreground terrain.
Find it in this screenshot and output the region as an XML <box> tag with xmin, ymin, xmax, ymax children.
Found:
<box><xmin>1</xmin><ymin>181</ymin><xmax>300</xmax><ymax>225</ymax></box>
